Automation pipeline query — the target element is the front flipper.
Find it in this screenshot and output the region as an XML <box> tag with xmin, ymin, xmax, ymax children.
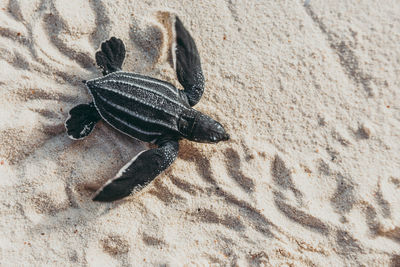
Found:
<box><xmin>65</xmin><ymin>102</ymin><xmax>101</xmax><ymax>140</ymax></box>
<box><xmin>174</xmin><ymin>16</ymin><xmax>205</xmax><ymax>107</ymax></box>
<box><xmin>95</xmin><ymin>37</ymin><xmax>126</xmax><ymax>75</ymax></box>
<box><xmin>93</xmin><ymin>139</ymin><xmax>179</xmax><ymax>202</ymax></box>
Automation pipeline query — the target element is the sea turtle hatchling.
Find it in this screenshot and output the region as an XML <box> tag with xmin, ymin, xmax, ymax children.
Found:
<box><xmin>65</xmin><ymin>17</ymin><xmax>230</xmax><ymax>202</ymax></box>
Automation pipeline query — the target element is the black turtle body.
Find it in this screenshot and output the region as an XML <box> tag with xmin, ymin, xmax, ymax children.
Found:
<box><xmin>65</xmin><ymin>17</ymin><xmax>229</xmax><ymax>202</ymax></box>
<box><xmin>87</xmin><ymin>71</ymin><xmax>190</xmax><ymax>143</ymax></box>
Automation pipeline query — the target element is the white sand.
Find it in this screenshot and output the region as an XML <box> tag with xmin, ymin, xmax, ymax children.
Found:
<box><xmin>0</xmin><ymin>0</ymin><xmax>399</xmax><ymax>266</ymax></box>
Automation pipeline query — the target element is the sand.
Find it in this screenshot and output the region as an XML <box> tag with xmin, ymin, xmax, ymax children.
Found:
<box><xmin>0</xmin><ymin>0</ymin><xmax>399</xmax><ymax>266</ymax></box>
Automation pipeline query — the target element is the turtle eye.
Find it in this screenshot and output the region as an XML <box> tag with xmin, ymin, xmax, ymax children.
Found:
<box><xmin>178</xmin><ymin>114</ymin><xmax>195</xmax><ymax>137</ymax></box>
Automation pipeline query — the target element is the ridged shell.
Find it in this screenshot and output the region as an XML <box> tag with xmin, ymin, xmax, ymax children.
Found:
<box><xmin>87</xmin><ymin>71</ymin><xmax>190</xmax><ymax>142</ymax></box>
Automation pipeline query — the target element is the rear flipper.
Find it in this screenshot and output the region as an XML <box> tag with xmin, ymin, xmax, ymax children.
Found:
<box><xmin>95</xmin><ymin>37</ymin><xmax>126</xmax><ymax>75</ymax></box>
<box><xmin>93</xmin><ymin>139</ymin><xmax>179</xmax><ymax>202</ymax></box>
<box><xmin>65</xmin><ymin>102</ymin><xmax>101</xmax><ymax>140</ymax></box>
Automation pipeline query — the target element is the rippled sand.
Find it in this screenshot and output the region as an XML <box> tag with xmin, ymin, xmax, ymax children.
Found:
<box><xmin>0</xmin><ymin>0</ymin><xmax>399</xmax><ymax>266</ymax></box>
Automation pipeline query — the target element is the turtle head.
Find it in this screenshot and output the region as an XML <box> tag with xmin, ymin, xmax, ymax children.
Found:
<box><xmin>179</xmin><ymin>111</ymin><xmax>229</xmax><ymax>143</ymax></box>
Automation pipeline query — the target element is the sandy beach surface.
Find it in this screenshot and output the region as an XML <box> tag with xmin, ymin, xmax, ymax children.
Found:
<box><xmin>0</xmin><ymin>0</ymin><xmax>399</xmax><ymax>266</ymax></box>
